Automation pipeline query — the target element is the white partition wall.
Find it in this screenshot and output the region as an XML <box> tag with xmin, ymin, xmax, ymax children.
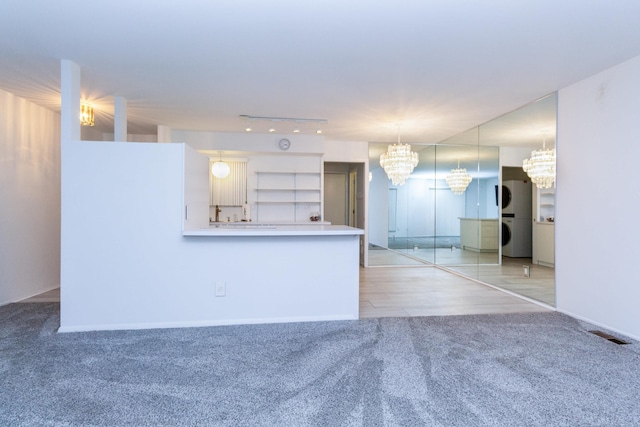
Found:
<box><xmin>60</xmin><ymin>141</ymin><xmax>360</xmax><ymax>332</ymax></box>
<box><xmin>60</xmin><ymin>141</ymin><xmax>187</xmax><ymax>329</ymax></box>
<box><xmin>556</xmin><ymin>55</ymin><xmax>640</xmax><ymax>340</ymax></box>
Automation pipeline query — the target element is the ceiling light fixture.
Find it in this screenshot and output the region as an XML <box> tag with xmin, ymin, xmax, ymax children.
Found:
<box><xmin>80</xmin><ymin>103</ymin><xmax>94</xmax><ymax>126</ymax></box>
<box><xmin>523</xmin><ymin>138</ymin><xmax>556</xmax><ymax>189</ymax></box>
<box><xmin>445</xmin><ymin>161</ymin><xmax>473</xmax><ymax>195</ymax></box>
<box><xmin>245</xmin><ymin>127</ymin><xmax>252</xmax><ymax>132</ymax></box>
<box><xmin>211</xmin><ymin>151</ymin><xmax>230</xmax><ymax>179</ymax></box>
<box><xmin>240</xmin><ymin>115</ymin><xmax>328</xmax><ymax>134</ymax></box>
<box><xmin>379</xmin><ymin>127</ymin><xmax>418</xmax><ymax>186</ymax></box>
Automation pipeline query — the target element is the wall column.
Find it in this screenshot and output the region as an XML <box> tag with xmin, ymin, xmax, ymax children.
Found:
<box><xmin>114</xmin><ymin>96</ymin><xmax>128</xmax><ymax>141</ymax></box>
<box><xmin>158</xmin><ymin>125</ymin><xmax>172</xmax><ymax>143</ymax></box>
<box><xmin>60</xmin><ymin>60</ymin><xmax>81</xmax><ymax>141</ymax></box>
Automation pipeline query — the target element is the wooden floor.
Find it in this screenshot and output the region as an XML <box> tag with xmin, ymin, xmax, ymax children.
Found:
<box><xmin>368</xmin><ymin>246</ymin><xmax>555</xmax><ymax>306</ymax></box>
<box><xmin>360</xmin><ymin>266</ymin><xmax>550</xmax><ymax>318</ymax></box>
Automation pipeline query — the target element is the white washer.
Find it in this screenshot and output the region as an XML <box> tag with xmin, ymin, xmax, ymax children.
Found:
<box><xmin>502</xmin><ymin>180</ymin><xmax>532</xmax><ymax>219</ymax></box>
<box><xmin>502</xmin><ymin>217</ymin><xmax>532</xmax><ymax>257</ymax></box>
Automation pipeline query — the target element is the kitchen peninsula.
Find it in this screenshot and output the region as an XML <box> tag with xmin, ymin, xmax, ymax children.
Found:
<box><xmin>60</xmin><ymin>141</ymin><xmax>363</xmax><ymax>332</ymax></box>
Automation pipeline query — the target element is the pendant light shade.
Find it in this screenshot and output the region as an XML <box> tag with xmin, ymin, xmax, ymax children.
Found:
<box><xmin>211</xmin><ymin>151</ymin><xmax>230</xmax><ymax>178</ymax></box>
<box><xmin>212</xmin><ymin>161</ymin><xmax>230</xmax><ymax>178</ymax></box>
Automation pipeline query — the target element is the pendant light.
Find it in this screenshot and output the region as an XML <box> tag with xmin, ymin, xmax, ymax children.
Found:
<box><xmin>211</xmin><ymin>152</ymin><xmax>230</xmax><ymax>179</ymax></box>
<box><xmin>445</xmin><ymin>160</ymin><xmax>473</xmax><ymax>195</ymax></box>
<box><xmin>379</xmin><ymin>127</ymin><xmax>418</xmax><ymax>186</ymax></box>
<box><xmin>523</xmin><ymin>138</ymin><xmax>556</xmax><ymax>189</ymax></box>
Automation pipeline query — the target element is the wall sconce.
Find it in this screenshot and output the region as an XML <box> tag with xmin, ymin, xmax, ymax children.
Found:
<box><xmin>80</xmin><ymin>103</ymin><xmax>94</xmax><ymax>126</ymax></box>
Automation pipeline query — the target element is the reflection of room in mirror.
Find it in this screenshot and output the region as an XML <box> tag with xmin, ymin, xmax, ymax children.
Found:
<box><xmin>367</xmin><ymin>92</ymin><xmax>556</xmax><ymax>307</ymax></box>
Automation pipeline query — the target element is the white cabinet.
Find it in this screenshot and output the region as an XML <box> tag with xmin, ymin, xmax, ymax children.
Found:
<box><xmin>255</xmin><ymin>172</ymin><xmax>322</xmax><ymax>222</ymax></box>
<box><xmin>533</xmin><ymin>223</ymin><xmax>555</xmax><ymax>267</ymax></box>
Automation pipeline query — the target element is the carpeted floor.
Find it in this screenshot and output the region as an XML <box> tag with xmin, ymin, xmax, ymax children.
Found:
<box><xmin>2</xmin><ymin>303</ymin><xmax>640</xmax><ymax>426</ymax></box>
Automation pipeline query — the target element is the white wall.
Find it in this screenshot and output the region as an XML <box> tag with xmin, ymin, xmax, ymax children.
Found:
<box><xmin>173</xmin><ymin>130</ymin><xmax>325</xmax><ymax>154</ymax></box>
<box><xmin>500</xmin><ymin>146</ymin><xmax>535</xmax><ymax>168</ymax></box>
<box><xmin>0</xmin><ymin>89</ymin><xmax>61</xmax><ymax>305</ymax></box>
<box><xmin>324</xmin><ymin>139</ymin><xmax>369</xmax><ymax>163</ymax></box>
<box><xmin>60</xmin><ymin>141</ymin><xmax>360</xmax><ymax>331</ymax></box>
<box><xmin>391</xmin><ymin>178</ymin><xmax>465</xmax><ymax>238</ymax></box>
<box><xmin>556</xmin><ymin>54</ymin><xmax>640</xmax><ymax>340</ymax></box>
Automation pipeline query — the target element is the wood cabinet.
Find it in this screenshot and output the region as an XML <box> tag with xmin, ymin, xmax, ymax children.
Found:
<box><xmin>255</xmin><ymin>171</ymin><xmax>322</xmax><ymax>222</ymax></box>
<box><xmin>460</xmin><ymin>218</ymin><xmax>499</xmax><ymax>252</ymax></box>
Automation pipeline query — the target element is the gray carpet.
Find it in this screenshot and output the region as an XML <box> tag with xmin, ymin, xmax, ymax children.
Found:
<box><xmin>2</xmin><ymin>303</ymin><xmax>640</xmax><ymax>426</ymax></box>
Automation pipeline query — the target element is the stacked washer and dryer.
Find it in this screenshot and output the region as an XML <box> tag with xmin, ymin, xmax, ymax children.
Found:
<box><xmin>501</xmin><ymin>180</ymin><xmax>532</xmax><ymax>257</ymax></box>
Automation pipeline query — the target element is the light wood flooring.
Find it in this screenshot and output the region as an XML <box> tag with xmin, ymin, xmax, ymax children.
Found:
<box><xmin>368</xmin><ymin>247</ymin><xmax>555</xmax><ymax>306</ymax></box>
<box><xmin>360</xmin><ymin>266</ymin><xmax>550</xmax><ymax>318</ymax></box>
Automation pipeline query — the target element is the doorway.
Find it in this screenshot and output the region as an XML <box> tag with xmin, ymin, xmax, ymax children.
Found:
<box><xmin>324</xmin><ymin>162</ymin><xmax>366</xmax><ymax>263</ymax></box>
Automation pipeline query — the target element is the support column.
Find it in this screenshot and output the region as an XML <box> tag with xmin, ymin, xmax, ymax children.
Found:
<box><xmin>60</xmin><ymin>60</ymin><xmax>81</xmax><ymax>141</ymax></box>
<box><xmin>157</xmin><ymin>125</ymin><xmax>172</xmax><ymax>143</ymax></box>
<box><xmin>113</xmin><ymin>96</ymin><xmax>127</xmax><ymax>141</ymax></box>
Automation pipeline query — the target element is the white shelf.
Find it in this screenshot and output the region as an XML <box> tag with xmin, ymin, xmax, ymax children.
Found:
<box><xmin>535</xmin><ymin>186</ymin><xmax>555</xmax><ymax>221</ymax></box>
<box><xmin>255</xmin><ymin>171</ymin><xmax>322</xmax><ymax>222</ymax></box>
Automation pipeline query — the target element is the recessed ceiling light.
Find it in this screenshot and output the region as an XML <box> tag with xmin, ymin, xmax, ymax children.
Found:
<box><xmin>245</xmin><ymin>127</ymin><xmax>252</xmax><ymax>132</ymax></box>
<box><xmin>316</xmin><ymin>129</ymin><xmax>323</xmax><ymax>134</ymax></box>
<box><xmin>293</xmin><ymin>128</ymin><xmax>300</xmax><ymax>133</ymax></box>
<box><xmin>269</xmin><ymin>128</ymin><xmax>276</xmax><ymax>133</ymax></box>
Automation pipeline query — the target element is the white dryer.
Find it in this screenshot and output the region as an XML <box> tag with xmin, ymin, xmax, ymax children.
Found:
<box><xmin>501</xmin><ymin>180</ymin><xmax>532</xmax><ymax>219</ymax></box>
<box><xmin>502</xmin><ymin>217</ymin><xmax>532</xmax><ymax>257</ymax></box>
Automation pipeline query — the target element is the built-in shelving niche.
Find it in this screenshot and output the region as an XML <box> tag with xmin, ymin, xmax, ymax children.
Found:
<box><xmin>255</xmin><ymin>171</ymin><xmax>322</xmax><ymax>222</ymax></box>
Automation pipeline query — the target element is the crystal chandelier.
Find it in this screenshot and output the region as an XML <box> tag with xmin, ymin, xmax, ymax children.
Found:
<box><xmin>379</xmin><ymin>131</ymin><xmax>418</xmax><ymax>186</ymax></box>
<box><xmin>523</xmin><ymin>139</ymin><xmax>556</xmax><ymax>189</ymax></box>
<box><xmin>445</xmin><ymin>161</ymin><xmax>472</xmax><ymax>195</ymax></box>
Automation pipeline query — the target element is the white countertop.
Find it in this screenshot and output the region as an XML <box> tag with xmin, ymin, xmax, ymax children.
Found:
<box><xmin>209</xmin><ymin>221</ymin><xmax>331</xmax><ymax>226</ymax></box>
<box><xmin>184</xmin><ymin>224</ymin><xmax>364</xmax><ymax>237</ymax></box>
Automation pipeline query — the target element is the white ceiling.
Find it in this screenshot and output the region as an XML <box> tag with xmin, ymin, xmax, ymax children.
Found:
<box><xmin>1</xmin><ymin>1</ymin><xmax>640</xmax><ymax>143</ymax></box>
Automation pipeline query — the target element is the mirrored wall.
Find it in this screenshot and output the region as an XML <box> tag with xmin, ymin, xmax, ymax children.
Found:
<box><xmin>368</xmin><ymin>93</ymin><xmax>556</xmax><ymax>306</ymax></box>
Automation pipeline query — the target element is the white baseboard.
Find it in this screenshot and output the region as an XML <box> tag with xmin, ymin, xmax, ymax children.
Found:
<box><xmin>57</xmin><ymin>313</ymin><xmax>359</xmax><ymax>333</ymax></box>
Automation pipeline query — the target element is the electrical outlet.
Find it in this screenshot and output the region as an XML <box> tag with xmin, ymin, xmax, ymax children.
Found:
<box><xmin>215</xmin><ymin>281</ymin><xmax>226</xmax><ymax>297</ymax></box>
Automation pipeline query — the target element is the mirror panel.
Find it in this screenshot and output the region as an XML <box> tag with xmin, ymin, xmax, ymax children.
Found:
<box><xmin>367</xmin><ymin>92</ymin><xmax>556</xmax><ymax>306</ymax></box>
<box><xmin>477</xmin><ymin>93</ymin><xmax>556</xmax><ymax>305</ymax></box>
